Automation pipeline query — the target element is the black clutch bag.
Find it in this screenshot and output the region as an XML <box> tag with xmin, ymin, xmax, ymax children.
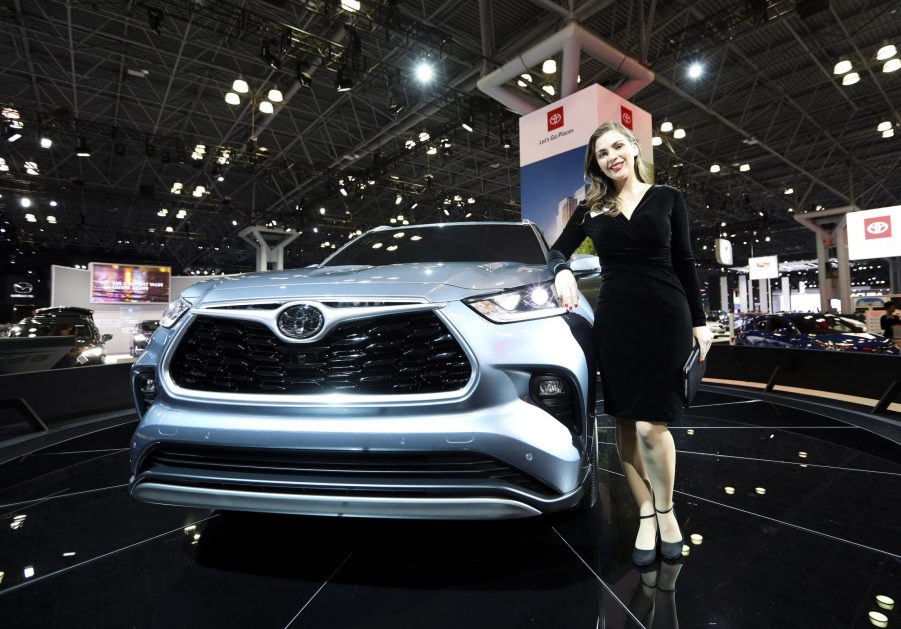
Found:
<box><xmin>682</xmin><ymin>346</ymin><xmax>706</xmax><ymax>408</ymax></box>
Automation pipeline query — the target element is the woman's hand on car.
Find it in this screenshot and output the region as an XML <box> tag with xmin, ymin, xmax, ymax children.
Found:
<box><xmin>554</xmin><ymin>269</ymin><xmax>579</xmax><ymax>311</ymax></box>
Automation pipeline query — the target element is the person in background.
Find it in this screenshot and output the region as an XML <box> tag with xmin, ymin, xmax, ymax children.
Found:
<box><xmin>547</xmin><ymin>120</ymin><xmax>713</xmax><ymax>566</ymax></box>
<box><xmin>881</xmin><ymin>302</ymin><xmax>900</xmax><ymax>342</ymax></box>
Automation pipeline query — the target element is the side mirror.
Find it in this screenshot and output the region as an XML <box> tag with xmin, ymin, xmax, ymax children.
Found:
<box><xmin>569</xmin><ymin>255</ymin><xmax>601</xmax><ymax>273</ymax></box>
<box><xmin>100</xmin><ymin>334</ymin><xmax>113</xmax><ymax>343</ymax></box>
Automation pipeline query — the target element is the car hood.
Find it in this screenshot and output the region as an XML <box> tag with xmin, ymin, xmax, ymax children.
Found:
<box><xmin>190</xmin><ymin>262</ymin><xmax>552</xmax><ymax>306</ymax></box>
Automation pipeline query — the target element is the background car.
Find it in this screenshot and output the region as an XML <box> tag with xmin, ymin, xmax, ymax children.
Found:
<box><xmin>130</xmin><ymin>221</ymin><xmax>599</xmax><ymax>520</ymax></box>
<box><xmin>7</xmin><ymin>306</ymin><xmax>113</xmax><ymax>365</ymax></box>
<box><xmin>130</xmin><ymin>320</ymin><xmax>159</xmax><ymax>357</ymax></box>
<box><xmin>735</xmin><ymin>313</ymin><xmax>899</xmax><ymax>354</ymax></box>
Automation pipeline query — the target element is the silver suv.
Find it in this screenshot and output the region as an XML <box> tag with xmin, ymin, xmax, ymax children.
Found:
<box><xmin>129</xmin><ymin>222</ymin><xmax>598</xmax><ymax>519</ymax></box>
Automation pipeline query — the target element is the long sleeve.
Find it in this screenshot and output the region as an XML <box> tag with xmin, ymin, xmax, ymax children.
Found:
<box><xmin>670</xmin><ymin>189</ymin><xmax>707</xmax><ymax>327</ymax></box>
<box><xmin>546</xmin><ymin>205</ymin><xmax>589</xmax><ymax>277</ymax></box>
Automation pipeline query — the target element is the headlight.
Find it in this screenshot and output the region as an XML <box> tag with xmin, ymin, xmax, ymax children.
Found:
<box><xmin>82</xmin><ymin>347</ymin><xmax>103</xmax><ymax>357</ymax></box>
<box><xmin>465</xmin><ymin>282</ymin><xmax>565</xmax><ymax>323</ymax></box>
<box><xmin>160</xmin><ymin>297</ymin><xmax>191</xmax><ymax>328</ymax></box>
<box><xmin>133</xmin><ymin>333</ymin><xmax>147</xmax><ymax>342</ymax></box>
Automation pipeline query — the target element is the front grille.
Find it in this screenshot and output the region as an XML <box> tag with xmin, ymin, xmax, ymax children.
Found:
<box><xmin>169</xmin><ymin>311</ymin><xmax>471</xmax><ymax>394</ymax></box>
<box><xmin>139</xmin><ymin>445</ymin><xmax>555</xmax><ymax>495</ymax></box>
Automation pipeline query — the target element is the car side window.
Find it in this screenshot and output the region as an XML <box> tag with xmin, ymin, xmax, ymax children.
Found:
<box><xmin>753</xmin><ymin>318</ymin><xmax>769</xmax><ymax>332</ymax></box>
<box><xmin>771</xmin><ymin>317</ymin><xmax>791</xmax><ymax>332</ymax></box>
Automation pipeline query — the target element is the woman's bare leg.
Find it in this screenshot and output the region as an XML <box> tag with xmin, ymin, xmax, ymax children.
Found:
<box><xmin>615</xmin><ymin>417</ymin><xmax>656</xmax><ymax>549</ymax></box>
<box><xmin>634</xmin><ymin>421</ymin><xmax>682</xmax><ymax>544</ymax></box>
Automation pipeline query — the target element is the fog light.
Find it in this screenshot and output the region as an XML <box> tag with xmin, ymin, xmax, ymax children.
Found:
<box><xmin>134</xmin><ymin>372</ymin><xmax>158</xmax><ymax>415</ymax></box>
<box><xmin>538</xmin><ymin>379</ymin><xmax>566</xmax><ymax>396</ymax></box>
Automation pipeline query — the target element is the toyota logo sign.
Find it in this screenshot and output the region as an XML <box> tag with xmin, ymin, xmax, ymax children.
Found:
<box><xmin>864</xmin><ymin>216</ymin><xmax>892</xmax><ymax>239</ymax></box>
<box><xmin>278</xmin><ymin>305</ymin><xmax>325</xmax><ymax>339</ymax></box>
<box><xmin>547</xmin><ymin>107</ymin><xmax>564</xmax><ymax>131</ymax></box>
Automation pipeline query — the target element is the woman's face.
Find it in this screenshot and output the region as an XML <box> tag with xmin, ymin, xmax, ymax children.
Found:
<box><xmin>593</xmin><ymin>130</ymin><xmax>636</xmax><ymax>183</ymax></box>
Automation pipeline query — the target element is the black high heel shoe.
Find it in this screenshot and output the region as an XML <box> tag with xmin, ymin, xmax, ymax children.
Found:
<box><xmin>655</xmin><ymin>505</ymin><xmax>684</xmax><ymax>561</ymax></box>
<box><xmin>632</xmin><ymin>513</ymin><xmax>658</xmax><ymax>566</ymax></box>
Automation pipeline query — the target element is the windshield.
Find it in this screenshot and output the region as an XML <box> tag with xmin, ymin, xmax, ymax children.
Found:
<box><xmin>789</xmin><ymin>315</ymin><xmax>866</xmax><ymax>335</ymax></box>
<box><xmin>322</xmin><ymin>224</ymin><xmax>547</xmax><ymax>267</ymax></box>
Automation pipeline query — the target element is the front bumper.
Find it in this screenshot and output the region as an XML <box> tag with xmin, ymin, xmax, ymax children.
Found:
<box><xmin>130</xmin><ymin>302</ymin><xmax>595</xmax><ymax>519</ymax></box>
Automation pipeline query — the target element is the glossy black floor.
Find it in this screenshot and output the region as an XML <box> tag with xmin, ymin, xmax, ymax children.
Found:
<box><xmin>1</xmin><ymin>389</ymin><xmax>899</xmax><ymax>628</ymax></box>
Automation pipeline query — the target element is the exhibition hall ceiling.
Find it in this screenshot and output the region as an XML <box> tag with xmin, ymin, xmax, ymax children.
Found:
<box><xmin>0</xmin><ymin>0</ymin><xmax>898</xmax><ymax>272</ymax></box>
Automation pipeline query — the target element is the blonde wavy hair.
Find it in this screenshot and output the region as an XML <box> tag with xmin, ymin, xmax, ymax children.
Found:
<box><xmin>582</xmin><ymin>121</ymin><xmax>654</xmax><ymax>219</ymax></box>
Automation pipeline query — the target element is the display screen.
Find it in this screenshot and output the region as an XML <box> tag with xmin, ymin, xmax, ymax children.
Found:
<box><xmin>89</xmin><ymin>263</ymin><xmax>171</xmax><ymax>304</ymax></box>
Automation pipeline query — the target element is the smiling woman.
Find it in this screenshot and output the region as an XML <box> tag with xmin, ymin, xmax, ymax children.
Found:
<box><xmin>547</xmin><ymin>120</ymin><xmax>713</xmax><ymax>566</ymax></box>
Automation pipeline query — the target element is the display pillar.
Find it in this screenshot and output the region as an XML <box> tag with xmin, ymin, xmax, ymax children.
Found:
<box><xmin>780</xmin><ymin>276</ymin><xmax>791</xmax><ymax>312</ymax></box>
<box><xmin>757</xmin><ymin>279</ymin><xmax>769</xmax><ymax>313</ymax></box>
<box><xmin>519</xmin><ymin>84</ymin><xmax>652</xmax><ymax>245</ymax></box>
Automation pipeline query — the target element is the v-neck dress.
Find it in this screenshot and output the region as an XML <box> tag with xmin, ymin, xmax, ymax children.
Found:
<box><xmin>546</xmin><ymin>185</ymin><xmax>706</xmax><ymax>422</ymax></box>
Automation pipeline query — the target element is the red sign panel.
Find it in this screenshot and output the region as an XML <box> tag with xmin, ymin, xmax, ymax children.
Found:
<box><xmin>547</xmin><ymin>107</ymin><xmax>564</xmax><ymax>132</ymax></box>
<box><xmin>864</xmin><ymin>215</ymin><xmax>892</xmax><ymax>239</ymax></box>
<box><xmin>620</xmin><ymin>106</ymin><xmax>633</xmax><ymax>130</ymax></box>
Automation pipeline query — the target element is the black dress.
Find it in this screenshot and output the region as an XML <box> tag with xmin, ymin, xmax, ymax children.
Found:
<box><xmin>547</xmin><ymin>185</ymin><xmax>706</xmax><ymax>422</ymax></box>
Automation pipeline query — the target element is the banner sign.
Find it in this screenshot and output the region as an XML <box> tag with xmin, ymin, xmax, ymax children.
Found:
<box><xmin>519</xmin><ymin>84</ymin><xmax>652</xmax><ymax>246</ymax></box>
<box><xmin>847</xmin><ymin>206</ymin><xmax>900</xmax><ymax>260</ymax></box>
<box><xmin>748</xmin><ymin>255</ymin><xmax>780</xmax><ymax>280</ymax></box>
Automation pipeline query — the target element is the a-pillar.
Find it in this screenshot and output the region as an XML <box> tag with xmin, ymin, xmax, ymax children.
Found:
<box><xmin>238</xmin><ymin>226</ymin><xmax>301</xmax><ymax>272</ymax></box>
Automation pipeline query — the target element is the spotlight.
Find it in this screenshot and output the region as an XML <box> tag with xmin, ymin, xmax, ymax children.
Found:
<box><xmin>232</xmin><ymin>78</ymin><xmax>249</xmax><ymax>94</ymax></box>
<box><xmin>260</xmin><ymin>40</ymin><xmax>281</xmax><ymax>70</ymax></box>
<box><xmin>415</xmin><ymin>61</ymin><xmax>434</xmax><ymax>83</ymax></box>
<box><xmin>40</xmin><ymin>135</ymin><xmax>52</xmax><ymax>148</ymax></box>
<box><xmin>75</xmin><ymin>136</ymin><xmax>91</xmax><ymax>157</ymax></box>
<box><xmin>688</xmin><ymin>62</ymin><xmax>703</xmax><ymax>79</ymax></box>
<box><xmin>841</xmin><ymin>71</ymin><xmax>860</xmax><ymax>85</ymax></box>
<box><xmin>268</xmin><ymin>88</ymin><xmax>283</xmax><ymax>103</ymax></box>
<box><xmin>147</xmin><ymin>7</ymin><xmax>163</xmax><ymax>35</ymax></box>
<box><xmin>225</xmin><ymin>92</ymin><xmax>240</xmax><ymax>105</ymax></box>
<box><xmin>259</xmin><ymin>100</ymin><xmax>274</xmax><ymax>114</ymax></box>
<box><xmin>336</xmin><ymin>66</ymin><xmax>353</xmax><ymax>92</ymax></box>
<box><xmin>542</xmin><ymin>59</ymin><xmax>557</xmax><ymax>74</ymax></box>
<box><xmin>660</xmin><ymin>120</ymin><xmax>673</xmax><ymax>133</ymax></box>
<box><xmin>296</xmin><ymin>62</ymin><xmax>313</xmax><ymax>87</ymax></box>
<box><xmin>833</xmin><ymin>59</ymin><xmax>852</xmax><ymax>75</ymax></box>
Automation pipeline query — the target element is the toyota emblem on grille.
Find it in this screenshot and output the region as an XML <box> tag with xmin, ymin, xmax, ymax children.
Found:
<box><xmin>278</xmin><ymin>305</ymin><xmax>324</xmax><ymax>339</ymax></box>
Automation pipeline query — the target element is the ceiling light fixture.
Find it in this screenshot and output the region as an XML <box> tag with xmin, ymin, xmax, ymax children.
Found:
<box><xmin>40</xmin><ymin>135</ymin><xmax>52</xmax><ymax>148</ymax></box>
<box><xmin>660</xmin><ymin>120</ymin><xmax>673</xmax><ymax>133</ymax></box>
<box><xmin>673</xmin><ymin>128</ymin><xmax>686</xmax><ymax>139</ymax></box>
<box><xmin>884</xmin><ymin>58</ymin><xmax>901</xmax><ymax>73</ymax></box>
<box><xmin>876</xmin><ymin>44</ymin><xmax>897</xmax><ymax>60</ymax></box>
<box><xmin>688</xmin><ymin>62</ymin><xmax>703</xmax><ymax>79</ymax></box>
<box><xmin>710</xmin><ymin>164</ymin><xmax>721</xmax><ymax>173</ymax></box>
<box><xmin>542</xmin><ymin>59</ymin><xmax>557</xmax><ymax>74</ymax></box>
<box><xmin>833</xmin><ymin>59</ymin><xmax>852</xmax><ymax>75</ymax></box>
<box><xmin>415</xmin><ymin>61</ymin><xmax>435</xmax><ymax>83</ymax></box>
<box><xmin>841</xmin><ymin>71</ymin><xmax>860</xmax><ymax>85</ymax></box>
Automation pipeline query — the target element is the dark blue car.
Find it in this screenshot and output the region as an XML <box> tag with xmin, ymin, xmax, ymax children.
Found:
<box><xmin>736</xmin><ymin>313</ymin><xmax>899</xmax><ymax>355</ymax></box>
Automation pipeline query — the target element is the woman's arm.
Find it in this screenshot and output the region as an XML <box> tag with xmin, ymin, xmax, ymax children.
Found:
<box><xmin>670</xmin><ymin>189</ymin><xmax>706</xmax><ymax>327</ymax></box>
<box><xmin>546</xmin><ymin>205</ymin><xmax>589</xmax><ymax>277</ymax></box>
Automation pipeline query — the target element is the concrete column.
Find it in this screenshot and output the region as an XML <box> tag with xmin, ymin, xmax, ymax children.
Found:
<box><xmin>835</xmin><ymin>216</ymin><xmax>852</xmax><ymax>313</ymax></box>
<box><xmin>781</xmin><ymin>276</ymin><xmax>791</xmax><ymax>312</ymax></box>
<box><xmin>738</xmin><ymin>275</ymin><xmax>749</xmax><ymax>312</ymax></box>
<box><xmin>239</xmin><ymin>226</ymin><xmax>300</xmax><ymax>272</ymax></box>
<box><xmin>816</xmin><ymin>237</ymin><xmax>834</xmax><ymax>313</ymax></box>
<box><xmin>720</xmin><ymin>275</ymin><xmax>729</xmax><ymax>312</ymax></box>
